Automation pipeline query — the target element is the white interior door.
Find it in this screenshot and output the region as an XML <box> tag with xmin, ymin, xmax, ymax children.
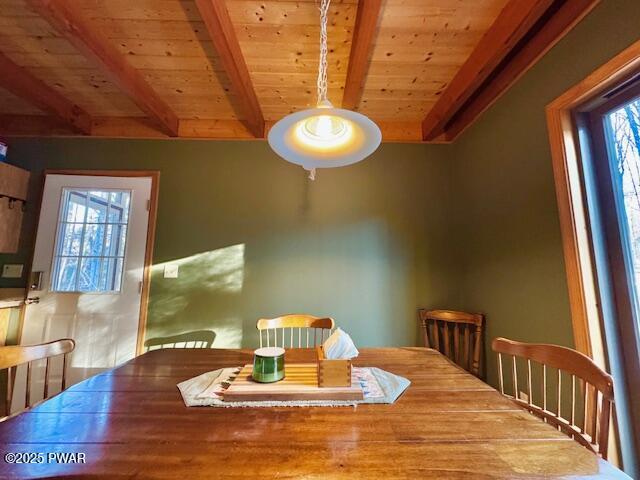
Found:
<box><xmin>12</xmin><ymin>174</ymin><xmax>152</xmax><ymax>413</ymax></box>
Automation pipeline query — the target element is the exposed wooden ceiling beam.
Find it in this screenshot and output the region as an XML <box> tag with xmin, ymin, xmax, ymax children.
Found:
<box><xmin>0</xmin><ymin>52</ymin><xmax>91</xmax><ymax>134</ymax></box>
<box><xmin>421</xmin><ymin>0</ymin><xmax>555</xmax><ymax>141</ymax></box>
<box><xmin>342</xmin><ymin>0</ymin><xmax>383</xmax><ymax>110</ymax></box>
<box><xmin>0</xmin><ymin>116</ymin><xmax>429</xmax><ymax>143</ymax></box>
<box><xmin>444</xmin><ymin>0</ymin><xmax>601</xmax><ymax>141</ymax></box>
<box><xmin>26</xmin><ymin>0</ymin><xmax>179</xmax><ymax>137</ymax></box>
<box><xmin>194</xmin><ymin>0</ymin><xmax>265</xmax><ymax>138</ymax></box>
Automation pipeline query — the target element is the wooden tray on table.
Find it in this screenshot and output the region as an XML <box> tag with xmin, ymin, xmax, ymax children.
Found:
<box><xmin>222</xmin><ymin>363</ymin><xmax>364</xmax><ymax>402</ymax></box>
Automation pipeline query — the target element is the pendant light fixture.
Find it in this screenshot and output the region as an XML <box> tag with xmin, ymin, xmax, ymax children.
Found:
<box><xmin>268</xmin><ymin>0</ymin><xmax>382</xmax><ymax>180</ymax></box>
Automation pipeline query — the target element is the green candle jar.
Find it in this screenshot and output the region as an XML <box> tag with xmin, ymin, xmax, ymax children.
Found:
<box><xmin>252</xmin><ymin>347</ymin><xmax>285</xmax><ymax>383</ymax></box>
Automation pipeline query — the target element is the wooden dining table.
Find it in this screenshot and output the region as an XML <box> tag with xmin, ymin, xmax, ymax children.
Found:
<box><xmin>0</xmin><ymin>347</ymin><xmax>630</xmax><ymax>479</ymax></box>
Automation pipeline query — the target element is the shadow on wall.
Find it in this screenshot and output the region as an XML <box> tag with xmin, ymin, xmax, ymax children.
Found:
<box><xmin>146</xmin><ymin>219</ymin><xmax>417</xmax><ymax>349</ymax></box>
<box><xmin>148</xmin><ymin>244</ymin><xmax>246</xmax><ymax>348</ymax></box>
<box><xmin>144</xmin><ymin>330</ymin><xmax>216</xmax><ymax>351</ymax></box>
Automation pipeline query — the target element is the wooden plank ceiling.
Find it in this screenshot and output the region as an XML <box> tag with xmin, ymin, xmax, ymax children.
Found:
<box><xmin>0</xmin><ymin>0</ymin><xmax>600</xmax><ymax>142</ymax></box>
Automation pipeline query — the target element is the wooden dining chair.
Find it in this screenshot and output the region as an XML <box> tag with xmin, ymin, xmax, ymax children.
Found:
<box><xmin>492</xmin><ymin>337</ymin><xmax>614</xmax><ymax>459</ymax></box>
<box><xmin>144</xmin><ymin>330</ymin><xmax>216</xmax><ymax>351</ymax></box>
<box><xmin>0</xmin><ymin>338</ymin><xmax>75</xmax><ymax>418</ymax></box>
<box><xmin>418</xmin><ymin>309</ymin><xmax>484</xmax><ymax>377</ymax></box>
<box><xmin>257</xmin><ymin>314</ymin><xmax>335</xmax><ymax>348</ymax></box>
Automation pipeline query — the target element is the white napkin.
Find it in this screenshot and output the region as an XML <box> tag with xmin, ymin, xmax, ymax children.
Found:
<box><xmin>322</xmin><ymin>328</ymin><xmax>359</xmax><ymax>359</ymax></box>
<box><xmin>177</xmin><ymin>367</ymin><xmax>240</xmax><ymax>406</ymax></box>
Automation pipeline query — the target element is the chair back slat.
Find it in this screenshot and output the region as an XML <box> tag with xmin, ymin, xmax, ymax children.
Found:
<box><xmin>463</xmin><ymin>327</ymin><xmax>470</xmax><ymax>370</ymax></box>
<box><xmin>442</xmin><ymin>323</ymin><xmax>450</xmax><ymax>357</ymax></box>
<box><xmin>418</xmin><ymin>309</ymin><xmax>484</xmax><ymax>377</ymax></box>
<box><xmin>0</xmin><ymin>339</ymin><xmax>75</xmax><ymax>370</ymax></box>
<box><xmin>432</xmin><ymin>320</ymin><xmax>440</xmax><ymax>349</ymax></box>
<box><xmin>472</xmin><ymin>324</ymin><xmax>482</xmax><ymax>375</ymax></box>
<box><xmin>492</xmin><ymin>337</ymin><xmax>614</xmax><ymax>459</ymax></box>
<box><xmin>0</xmin><ymin>338</ymin><xmax>75</xmax><ymax>418</ymax></box>
<box><xmin>256</xmin><ymin>315</ymin><xmax>334</xmax><ymax>349</ymax></box>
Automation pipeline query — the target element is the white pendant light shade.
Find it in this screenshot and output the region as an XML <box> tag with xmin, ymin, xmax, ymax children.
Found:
<box><xmin>268</xmin><ymin>0</ymin><xmax>381</xmax><ymax>175</ymax></box>
<box><xmin>268</xmin><ymin>102</ymin><xmax>382</xmax><ymax>170</ymax></box>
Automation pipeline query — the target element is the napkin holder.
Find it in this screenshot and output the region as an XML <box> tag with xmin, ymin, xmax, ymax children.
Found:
<box><xmin>316</xmin><ymin>346</ymin><xmax>352</xmax><ymax>387</ymax></box>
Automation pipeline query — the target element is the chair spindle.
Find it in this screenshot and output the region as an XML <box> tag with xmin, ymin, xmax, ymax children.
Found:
<box><xmin>557</xmin><ymin>369</ymin><xmax>562</xmax><ymax>419</ymax></box>
<box><xmin>5</xmin><ymin>366</ymin><xmax>12</xmax><ymax>417</ymax></box>
<box><xmin>570</xmin><ymin>374</ymin><xmax>576</xmax><ymax>425</ymax></box>
<box><xmin>511</xmin><ymin>355</ymin><xmax>518</xmax><ymax>399</ymax></box>
<box><xmin>497</xmin><ymin>353</ymin><xmax>504</xmax><ymax>395</ymax></box>
<box><xmin>590</xmin><ymin>387</ymin><xmax>598</xmax><ymax>441</ymax></box>
<box><xmin>25</xmin><ymin>362</ymin><xmax>31</xmax><ymax>409</ymax></box>
<box><xmin>526</xmin><ymin>359</ymin><xmax>532</xmax><ymax>405</ymax></box>
<box><xmin>44</xmin><ymin>357</ymin><xmax>50</xmax><ymax>399</ymax></box>
<box><xmin>543</xmin><ymin>364</ymin><xmax>547</xmax><ymax>411</ymax></box>
<box><xmin>583</xmin><ymin>383</ymin><xmax>589</xmax><ymax>433</ymax></box>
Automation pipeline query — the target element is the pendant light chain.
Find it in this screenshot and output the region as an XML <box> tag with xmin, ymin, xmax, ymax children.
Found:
<box><xmin>316</xmin><ymin>0</ymin><xmax>330</xmax><ymax>104</ymax></box>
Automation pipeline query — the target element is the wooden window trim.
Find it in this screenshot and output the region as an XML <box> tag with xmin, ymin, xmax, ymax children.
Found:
<box><xmin>546</xmin><ymin>40</ymin><xmax>640</xmax><ymax>471</ymax></box>
<box><xmin>546</xmin><ymin>40</ymin><xmax>640</xmax><ymax>355</ymax></box>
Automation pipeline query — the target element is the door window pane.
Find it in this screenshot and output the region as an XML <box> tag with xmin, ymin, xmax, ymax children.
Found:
<box><xmin>56</xmin><ymin>257</ymin><xmax>78</xmax><ymax>291</ymax></box>
<box><xmin>51</xmin><ymin>188</ymin><xmax>131</xmax><ymax>292</ymax></box>
<box><xmin>59</xmin><ymin>223</ymin><xmax>83</xmax><ymax>256</ymax></box>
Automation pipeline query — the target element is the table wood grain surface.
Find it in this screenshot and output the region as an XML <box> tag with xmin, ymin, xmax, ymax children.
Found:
<box><xmin>0</xmin><ymin>347</ymin><xmax>631</xmax><ymax>479</ymax></box>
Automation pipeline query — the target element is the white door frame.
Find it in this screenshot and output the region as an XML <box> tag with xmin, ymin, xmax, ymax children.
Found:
<box><xmin>19</xmin><ymin>169</ymin><xmax>160</xmax><ymax>356</ymax></box>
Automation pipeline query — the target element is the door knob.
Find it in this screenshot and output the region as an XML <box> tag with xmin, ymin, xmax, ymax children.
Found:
<box><xmin>25</xmin><ymin>297</ymin><xmax>40</xmax><ymax>305</ymax></box>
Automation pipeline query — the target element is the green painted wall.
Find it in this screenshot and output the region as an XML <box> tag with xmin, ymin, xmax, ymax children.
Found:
<box><xmin>1</xmin><ymin>0</ymin><xmax>638</xmax><ymax>380</ymax></box>
<box><xmin>449</xmin><ymin>0</ymin><xmax>640</xmax><ymax>388</ymax></box>
<box><xmin>2</xmin><ymin>139</ymin><xmax>455</xmax><ymax>348</ymax></box>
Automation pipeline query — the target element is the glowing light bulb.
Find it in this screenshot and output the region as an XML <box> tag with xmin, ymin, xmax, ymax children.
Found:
<box><xmin>315</xmin><ymin>115</ymin><xmax>332</xmax><ymax>138</ymax></box>
<box><xmin>295</xmin><ymin>114</ymin><xmax>352</xmax><ymax>150</ymax></box>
